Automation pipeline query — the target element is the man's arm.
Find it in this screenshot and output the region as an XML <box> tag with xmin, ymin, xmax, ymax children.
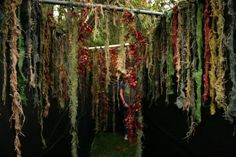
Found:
<box><xmin>120</xmin><ymin>88</ymin><xmax>129</xmax><ymax>108</ymax></box>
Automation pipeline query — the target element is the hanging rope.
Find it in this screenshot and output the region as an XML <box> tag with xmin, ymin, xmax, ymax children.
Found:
<box><xmin>7</xmin><ymin>0</ymin><xmax>25</xmax><ymax>157</ymax></box>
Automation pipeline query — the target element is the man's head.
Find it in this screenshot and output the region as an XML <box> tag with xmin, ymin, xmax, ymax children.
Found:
<box><xmin>122</xmin><ymin>72</ymin><xmax>128</xmax><ymax>79</ymax></box>
<box><xmin>119</xmin><ymin>69</ymin><xmax>127</xmax><ymax>80</ymax></box>
<box><xmin>121</xmin><ymin>67</ymin><xmax>133</xmax><ymax>80</ymax></box>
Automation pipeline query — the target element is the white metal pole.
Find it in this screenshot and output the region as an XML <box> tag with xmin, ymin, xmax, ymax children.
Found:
<box><xmin>87</xmin><ymin>43</ymin><xmax>130</xmax><ymax>50</ymax></box>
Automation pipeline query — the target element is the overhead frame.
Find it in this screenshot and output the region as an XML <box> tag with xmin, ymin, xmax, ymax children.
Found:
<box><xmin>38</xmin><ymin>0</ymin><xmax>164</xmax><ymax>16</ymax></box>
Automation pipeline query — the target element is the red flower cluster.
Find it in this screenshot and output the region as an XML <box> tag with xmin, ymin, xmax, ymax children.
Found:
<box><xmin>121</xmin><ymin>11</ymin><xmax>135</xmax><ymax>23</ymax></box>
<box><xmin>125</xmin><ymin>104</ymin><xmax>136</xmax><ymax>142</ymax></box>
<box><xmin>128</xmin><ymin>70</ymin><xmax>138</xmax><ymax>89</ymax></box>
<box><xmin>80</xmin><ymin>22</ymin><xmax>93</xmax><ymax>33</ymax></box>
<box><xmin>120</xmin><ymin>9</ymin><xmax>146</xmax><ymax>143</ymax></box>
<box><xmin>128</xmin><ymin>44</ymin><xmax>137</xmax><ymax>56</ymax></box>
<box><xmin>134</xmin><ymin>31</ymin><xmax>146</xmax><ymax>46</ymax></box>
<box><xmin>79</xmin><ymin>7</ymin><xmax>91</xmax><ymax>32</ymax></box>
<box><xmin>77</xmin><ymin>7</ymin><xmax>93</xmax><ymax>78</ymax></box>
<box><xmin>78</xmin><ymin>48</ymin><xmax>90</xmax><ymax>77</ymax></box>
<box><xmin>125</xmin><ymin>99</ymin><xmax>142</xmax><ymax>144</ymax></box>
<box><xmin>47</xmin><ymin>12</ymin><xmax>53</xmax><ymax>17</ymax></box>
<box><xmin>78</xmin><ymin>22</ymin><xmax>93</xmax><ymax>42</ymax></box>
<box><xmin>128</xmin><ymin>44</ymin><xmax>143</xmax><ymax>68</ymax></box>
<box><xmin>46</xmin><ymin>12</ymin><xmax>56</xmax><ymax>29</ymax></box>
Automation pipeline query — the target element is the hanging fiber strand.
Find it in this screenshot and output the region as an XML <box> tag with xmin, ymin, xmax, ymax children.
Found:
<box><xmin>203</xmin><ymin>0</ymin><xmax>211</xmax><ymax>103</ymax></box>
<box><xmin>214</xmin><ymin>0</ymin><xmax>227</xmax><ymax>111</ymax></box>
<box><xmin>8</xmin><ymin>0</ymin><xmax>25</xmax><ymax>157</ymax></box>
<box><xmin>18</xmin><ymin>27</ymin><xmax>27</xmax><ymax>105</ymax></box>
<box><xmin>67</xmin><ymin>13</ymin><xmax>79</xmax><ymax>157</ymax></box>
<box><xmin>195</xmin><ymin>2</ymin><xmax>203</xmax><ymax>124</ymax></box>
<box><xmin>1</xmin><ymin>1</ymin><xmax>9</xmax><ymax>105</ymax></box>
<box><xmin>41</xmin><ymin>6</ymin><xmax>54</xmax><ymax>117</ymax></box>
<box><xmin>185</xmin><ymin>2</ymin><xmax>197</xmax><ymax>138</ymax></box>
<box><xmin>91</xmin><ymin>49</ymin><xmax>98</xmax><ymax>122</ymax></box>
<box><xmin>175</xmin><ymin>3</ymin><xmax>186</xmax><ymax>109</ymax></box>
<box><xmin>27</xmin><ymin>0</ymin><xmax>36</xmax><ymax>87</ymax></box>
<box><xmin>165</xmin><ymin>10</ymin><xmax>174</xmax><ymax>103</ymax></box>
<box><xmin>185</xmin><ymin>2</ymin><xmax>202</xmax><ymax>139</ymax></box>
<box><xmin>225</xmin><ymin>0</ymin><xmax>236</xmax><ymax>130</ymax></box>
<box><xmin>173</xmin><ymin>6</ymin><xmax>181</xmax><ymax>94</ymax></box>
<box><xmin>171</xmin><ymin>6</ymin><xmax>178</xmax><ymax>82</ymax></box>
<box><xmin>34</xmin><ymin>1</ymin><xmax>47</xmax><ymax>148</ymax></box>
<box><xmin>59</xmin><ymin>11</ymin><xmax>68</xmax><ymax>106</ymax></box>
<box><xmin>147</xmin><ymin>18</ymin><xmax>160</xmax><ymax>106</ymax></box>
<box><xmin>159</xmin><ymin>15</ymin><xmax>167</xmax><ymax>96</ymax></box>
<box><xmin>183</xmin><ymin>3</ymin><xmax>192</xmax><ymax>112</ymax></box>
<box><xmin>105</xmin><ymin>11</ymin><xmax>110</xmax><ymax>93</ymax></box>
<box><xmin>209</xmin><ymin>0</ymin><xmax>217</xmax><ymax>115</ymax></box>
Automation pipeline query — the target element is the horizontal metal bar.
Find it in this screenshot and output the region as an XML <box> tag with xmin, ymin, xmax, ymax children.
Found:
<box><xmin>38</xmin><ymin>0</ymin><xmax>163</xmax><ymax>16</ymax></box>
<box><xmin>87</xmin><ymin>43</ymin><xmax>130</xmax><ymax>50</ymax></box>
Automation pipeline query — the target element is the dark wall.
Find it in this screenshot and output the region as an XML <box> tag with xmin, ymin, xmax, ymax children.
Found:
<box><xmin>0</xmin><ymin>98</ymin><xmax>94</xmax><ymax>157</ymax></box>
<box><xmin>142</xmin><ymin>96</ymin><xmax>236</xmax><ymax>157</ymax></box>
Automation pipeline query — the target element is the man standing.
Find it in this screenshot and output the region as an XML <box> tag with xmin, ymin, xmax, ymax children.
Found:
<box><xmin>119</xmin><ymin>69</ymin><xmax>131</xmax><ymax>140</ymax></box>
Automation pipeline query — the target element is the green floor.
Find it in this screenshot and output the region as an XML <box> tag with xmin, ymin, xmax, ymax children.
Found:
<box><xmin>90</xmin><ymin>132</ymin><xmax>136</xmax><ymax>157</ymax></box>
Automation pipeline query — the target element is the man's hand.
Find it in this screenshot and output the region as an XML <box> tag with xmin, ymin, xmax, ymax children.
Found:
<box><xmin>124</xmin><ymin>102</ymin><xmax>129</xmax><ymax>108</ymax></box>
